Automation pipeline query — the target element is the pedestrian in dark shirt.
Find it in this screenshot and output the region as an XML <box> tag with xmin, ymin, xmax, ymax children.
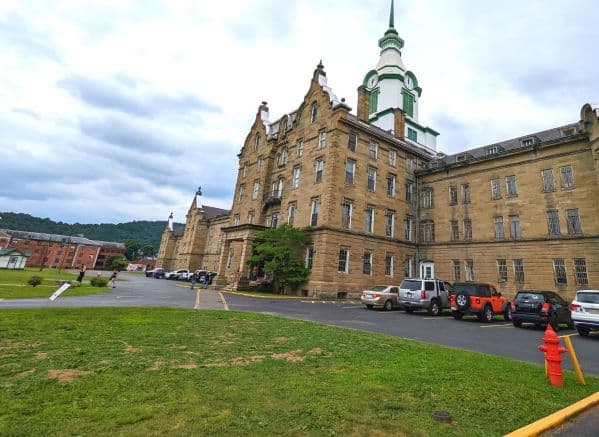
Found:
<box><xmin>109</xmin><ymin>270</ymin><xmax>118</xmax><ymax>288</ymax></box>
<box><xmin>76</xmin><ymin>265</ymin><xmax>86</xmax><ymax>283</ymax></box>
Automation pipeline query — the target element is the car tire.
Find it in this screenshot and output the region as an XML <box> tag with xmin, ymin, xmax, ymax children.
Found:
<box><xmin>550</xmin><ymin>313</ymin><xmax>560</xmax><ymax>331</ymax></box>
<box><xmin>384</xmin><ymin>300</ymin><xmax>393</xmax><ymax>311</ymax></box>
<box><xmin>428</xmin><ymin>300</ymin><xmax>441</xmax><ymax>316</ymax></box>
<box><xmin>512</xmin><ymin>319</ymin><xmax>522</xmax><ymax>328</ymax></box>
<box><xmin>478</xmin><ymin>305</ymin><xmax>493</xmax><ymax>323</ymax></box>
<box><xmin>453</xmin><ymin>311</ymin><xmax>463</xmax><ymax>320</ymax></box>
<box><xmin>366</xmin><ymin>304</ymin><xmax>373</xmax><ymax>310</ymax></box>
<box><xmin>455</xmin><ymin>293</ymin><xmax>469</xmax><ymax>310</ymax></box>
<box><xmin>405</xmin><ymin>307</ymin><xmax>414</xmax><ymax>314</ymax></box>
<box><xmin>503</xmin><ymin>306</ymin><xmax>511</xmax><ymax>321</ymax></box>
<box><xmin>576</xmin><ymin>325</ymin><xmax>590</xmax><ymax>337</ymax></box>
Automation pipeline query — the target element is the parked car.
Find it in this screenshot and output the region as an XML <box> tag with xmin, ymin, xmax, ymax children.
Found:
<box><xmin>361</xmin><ymin>285</ymin><xmax>400</xmax><ymax>311</ymax></box>
<box><xmin>570</xmin><ymin>289</ymin><xmax>599</xmax><ymax>337</ymax></box>
<box><xmin>193</xmin><ymin>270</ymin><xmax>218</xmax><ymax>285</ymax></box>
<box><xmin>511</xmin><ymin>290</ymin><xmax>572</xmax><ymax>331</ymax></box>
<box><xmin>152</xmin><ymin>268</ymin><xmax>166</xmax><ymax>279</ymax></box>
<box><xmin>450</xmin><ymin>282</ymin><xmax>510</xmax><ymax>322</ymax></box>
<box><xmin>145</xmin><ymin>269</ymin><xmax>155</xmax><ymax>277</ymax></box>
<box><xmin>165</xmin><ymin>269</ymin><xmax>190</xmax><ymax>280</ymax></box>
<box><xmin>398</xmin><ymin>278</ymin><xmax>452</xmax><ymax>316</ymax></box>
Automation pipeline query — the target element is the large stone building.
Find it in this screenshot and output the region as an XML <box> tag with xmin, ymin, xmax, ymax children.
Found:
<box><xmin>157</xmin><ymin>5</ymin><xmax>598</xmax><ymax>299</ymax></box>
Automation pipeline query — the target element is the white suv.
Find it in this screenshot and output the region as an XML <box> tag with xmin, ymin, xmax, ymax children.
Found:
<box><xmin>165</xmin><ymin>269</ymin><xmax>190</xmax><ymax>280</ymax></box>
<box><xmin>570</xmin><ymin>290</ymin><xmax>599</xmax><ymax>337</ymax></box>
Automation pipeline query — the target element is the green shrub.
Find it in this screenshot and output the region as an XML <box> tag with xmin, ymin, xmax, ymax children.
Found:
<box><xmin>90</xmin><ymin>277</ymin><xmax>108</xmax><ymax>287</ymax></box>
<box><xmin>69</xmin><ymin>281</ymin><xmax>81</xmax><ymax>288</ymax></box>
<box><xmin>27</xmin><ymin>276</ymin><xmax>43</xmax><ymax>287</ymax></box>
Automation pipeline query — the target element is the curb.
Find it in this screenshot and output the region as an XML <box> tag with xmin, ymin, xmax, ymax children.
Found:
<box><xmin>504</xmin><ymin>391</ymin><xmax>599</xmax><ymax>437</ymax></box>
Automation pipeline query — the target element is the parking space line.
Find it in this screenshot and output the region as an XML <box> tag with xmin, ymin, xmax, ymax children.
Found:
<box><xmin>219</xmin><ymin>292</ymin><xmax>229</xmax><ymax>311</ymax></box>
<box><xmin>559</xmin><ymin>333</ymin><xmax>579</xmax><ymax>338</ymax></box>
<box><xmin>193</xmin><ymin>289</ymin><xmax>201</xmax><ymax>309</ymax></box>
<box><xmin>479</xmin><ymin>323</ymin><xmax>513</xmax><ymax>328</ymax></box>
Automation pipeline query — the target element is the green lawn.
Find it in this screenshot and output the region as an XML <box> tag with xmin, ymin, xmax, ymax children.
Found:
<box><xmin>0</xmin><ymin>308</ymin><xmax>597</xmax><ymax>436</ymax></box>
<box><xmin>0</xmin><ymin>268</ymin><xmax>108</xmax><ymax>299</ymax></box>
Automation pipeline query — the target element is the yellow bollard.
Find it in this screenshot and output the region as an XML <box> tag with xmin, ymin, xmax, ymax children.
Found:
<box><xmin>563</xmin><ymin>335</ymin><xmax>586</xmax><ymax>385</ymax></box>
<box><xmin>545</xmin><ymin>359</ymin><xmax>548</xmax><ymax>377</ymax></box>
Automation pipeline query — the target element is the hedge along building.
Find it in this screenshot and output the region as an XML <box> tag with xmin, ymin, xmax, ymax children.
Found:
<box><xmin>158</xmin><ymin>3</ymin><xmax>599</xmax><ymax>299</ymax></box>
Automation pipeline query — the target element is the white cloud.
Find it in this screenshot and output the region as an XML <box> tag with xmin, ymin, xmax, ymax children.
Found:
<box><xmin>1</xmin><ymin>0</ymin><xmax>598</xmax><ymax>224</ymax></box>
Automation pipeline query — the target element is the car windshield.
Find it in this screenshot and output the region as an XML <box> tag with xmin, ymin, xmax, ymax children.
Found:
<box><xmin>577</xmin><ymin>292</ymin><xmax>599</xmax><ymax>304</ymax></box>
<box><xmin>516</xmin><ymin>292</ymin><xmax>544</xmax><ymax>301</ymax></box>
<box><xmin>400</xmin><ymin>280</ymin><xmax>421</xmax><ymax>291</ymax></box>
<box><xmin>368</xmin><ymin>285</ymin><xmax>389</xmax><ymax>292</ymax></box>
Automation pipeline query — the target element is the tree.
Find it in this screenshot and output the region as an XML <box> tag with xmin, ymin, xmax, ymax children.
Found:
<box><xmin>142</xmin><ymin>244</ymin><xmax>154</xmax><ymax>257</ymax></box>
<box><xmin>124</xmin><ymin>239</ymin><xmax>140</xmax><ymax>261</ymax></box>
<box><xmin>249</xmin><ymin>225</ymin><xmax>312</xmax><ymax>294</ymax></box>
<box><xmin>106</xmin><ymin>255</ymin><xmax>128</xmax><ymax>271</ymax></box>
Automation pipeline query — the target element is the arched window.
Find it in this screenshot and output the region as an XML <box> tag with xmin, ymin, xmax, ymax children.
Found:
<box><xmin>420</xmin><ymin>220</ymin><xmax>435</xmax><ymax>243</ymax></box>
<box><xmin>254</xmin><ymin>134</ymin><xmax>260</xmax><ymax>150</ymax></box>
<box><xmin>277</xmin><ymin>147</ymin><xmax>288</xmax><ymax>166</ymax></box>
<box><xmin>310</xmin><ymin>102</ymin><xmax>318</xmax><ymax>123</ymax></box>
<box><xmin>277</xmin><ymin>177</ymin><xmax>284</xmax><ymax>198</ymax></box>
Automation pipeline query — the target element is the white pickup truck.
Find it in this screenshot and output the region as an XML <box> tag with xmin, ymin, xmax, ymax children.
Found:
<box><xmin>165</xmin><ymin>269</ymin><xmax>192</xmax><ymax>281</ymax></box>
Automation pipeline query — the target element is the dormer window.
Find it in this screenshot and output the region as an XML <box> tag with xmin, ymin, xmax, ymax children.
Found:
<box><xmin>486</xmin><ymin>146</ymin><xmax>498</xmax><ymax>155</ymax></box>
<box><xmin>310</xmin><ymin>102</ymin><xmax>318</xmax><ymax>123</ymax></box>
<box><xmin>561</xmin><ymin>128</ymin><xmax>575</xmax><ymax>137</ymax></box>
<box><xmin>521</xmin><ymin>138</ymin><xmax>534</xmax><ymax>147</ymax></box>
<box><xmin>456</xmin><ymin>155</ymin><xmax>466</xmax><ymax>162</ymax></box>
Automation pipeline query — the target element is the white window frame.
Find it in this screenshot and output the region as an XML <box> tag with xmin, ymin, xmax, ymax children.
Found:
<box><xmin>365</xmin><ymin>205</ymin><xmax>375</xmax><ymax>234</ymax></box>
<box><xmin>341</xmin><ymin>201</ymin><xmax>352</xmax><ymax>229</ymax></box>
<box><xmin>292</xmin><ymin>166</ymin><xmax>301</xmax><ymax>189</ymax></box>
<box><xmin>318</xmin><ymin>130</ymin><xmax>327</xmax><ymax>149</ymax></box>
<box><xmin>369</xmin><ymin>141</ymin><xmax>378</xmax><ymax>160</ymax></box>
<box><xmin>345</xmin><ymin>159</ymin><xmax>356</xmax><ymax>184</ymax></box>
<box><xmin>252</xmin><ymin>180</ymin><xmax>260</xmax><ymax>200</ymax></box>
<box><xmin>338</xmin><ymin>248</ymin><xmax>349</xmax><ymax>274</ymax></box>
<box><xmin>315</xmin><ymin>159</ymin><xmax>324</xmax><ymax>183</ymax></box>
<box><xmin>388</xmin><ymin>149</ymin><xmax>396</xmax><ymax>166</ymax></box>
<box><xmin>385</xmin><ymin>211</ymin><xmax>394</xmax><ymax>238</ymax></box>
<box><xmin>367</xmin><ymin>167</ymin><xmax>376</xmax><ymax>192</ymax></box>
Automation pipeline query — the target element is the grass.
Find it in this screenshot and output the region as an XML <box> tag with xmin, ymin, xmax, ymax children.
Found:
<box><xmin>0</xmin><ymin>268</ymin><xmax>109</xmax><ymax>299</ymax></box>
<box><xmin>1</xmin><ymin>308</ymin><xmax>597</xmax><ymax>436</ymax></box>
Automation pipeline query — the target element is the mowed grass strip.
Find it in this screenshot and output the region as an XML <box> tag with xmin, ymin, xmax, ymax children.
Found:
<box><xmin>0</xmin><ymin>308</ymin><xmax>597</xmax><ymax>436</ymax></box>
<box><xmin>0</xmin><ymin>268</ymin><xmax>108</xmax><ymax>299</ymax></box>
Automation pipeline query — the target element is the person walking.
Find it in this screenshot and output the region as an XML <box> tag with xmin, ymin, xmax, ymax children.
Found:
<box><xmin>190</xmin><ymin>271</ymin><xmax>197</xmax><ymax>290</ymax></box>
<box><xmin>109</xmin><ymin>270</ymin><xmax>118</xmax><ymax>288</ymax></box>
<box><xmin>76</xmin><ymin>265</ymin><xmax>86</xmax><ymax>283</ymax></box>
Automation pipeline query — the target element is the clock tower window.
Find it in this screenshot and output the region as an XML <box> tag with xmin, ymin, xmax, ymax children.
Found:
<box><xmin>369</xmin><ymin>88</ymin><xmax>379</xmax><ymax>114</ymax></box>
<box><xmin>402</xmin><ymin>90</ymin><xmax>415</xmax><ymax>117</ymax></box>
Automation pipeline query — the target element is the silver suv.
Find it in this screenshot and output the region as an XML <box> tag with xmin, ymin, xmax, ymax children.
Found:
<box><xmin>570</xmin><ymin>289</ymin><xmax>599</xmax><ymax>337</ymax></box>
<box><xmin>398</xmin><ymin>278</ymin><xmax>452</xmax><ymax>316</ymax></box>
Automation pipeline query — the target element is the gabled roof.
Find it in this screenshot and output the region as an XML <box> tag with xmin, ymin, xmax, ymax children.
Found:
<box><xmin>0</xmin><ymin>229</ymin><xmax>124</xmax><ymax>248</ymax></box>
<box><xmin>0</xmin><ymin>248</ymin><xmax>30</xmax><ymax>257</ymax></box>
<box><xmin>172</xmin><ymin>224</ymin><xmax>186</xmax><ymax>237</ymax></box>
<box><xmin>200</xmin><ymin>206</ymin><xmax>230</xmax><ymax>220</ymax></box>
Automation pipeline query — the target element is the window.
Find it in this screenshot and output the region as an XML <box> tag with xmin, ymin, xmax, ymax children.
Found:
<box><xmin>274</xmin><ymin>178</ymin><xmax>283</xmax><ymax>198</ymax></box>
<box><xmin>402</xmin><ymin>90</ymin><xmax>414</xmax><ymax>117</ymax></box>
<box><xmin>465</xmin><ymin>260</ymin><xmax>474</xmax><ymax>281</ymax></box>
<box><xmin>567</xmin><ymin>209</ymin><xmax>582</xmax><ymax>234</ymax></box>
<box><xmin>405</xmin><ymin>183</ymin><xmax>413</xmax><ymax>203</ymax></box>
<box><xmin>463</xmin><ymin>219</ymin><xmax>472</xmax><ymax>241</ymax></box>
<box><xmin>315</xmin><ymin>158</ymin><xmax>324</xmax><ymax>183</ymax></box>
<box><xmin>560</xmin><ymin>165</ymin><xmax>574</xmax><ymax>188</ymax></box>
<box><xmin>405</xmin><ymin>216</ymin><xmax>413</xmax><ymax>241</ymax></box>
<box><xmin>367</xmin><ymin>167</ymin><xmax>377</xmax><ymax>192</ymax></box>
<box><xmin>252</xmin><ymin>180</ymin><xmax>260</xmax><ymax>200</ymax></box>
<box><xmin>254</xmin><ymin>135</ymin><xmax>260</xmax><ymax>150</ymax></box>
<box><xmin>369</xmin><ymin>88</ymin><xmax>379</xmax><ymax>114</ymax></box>
<box><xmin>305</xmin><ymin>247</ymin><xmax>315</xmax><ymax>269</ymax></box>
<box><xmin>348</xmin><ymin>133</ymin><xmax>357</xmax><ymax>152</ymax></box>
<box><xmin>242</xmin><ymin>163</ymin><xmax>248</xmax><ymax>178</ymax></box>
<box><xmin>497</xmin><ymin>259</ymin><xmax>508</xmax><ymax>282</ymax></box>
<box><xmin>365</xmin><ymin>205</ymin><xmax>375</xmax><ymax>233</ymax></box>
<box><xmin>420</xmin><ymin>187</ymin><xmax>433</xmax><ymax>209</ymax></box>
<box><xmin>513</xmin><ymin>259</ymin><xmax>525</xmax><ymax>283</ymax></box>
<box><xmin>385</xmin><ymin>211</ymin><xmax>395</xmax><ymax>238</ymax></box>
<box><xmin>386</xmin><ymin>174</ymin><xmax>396</xmax><ymax>197</ymax></box>
<box><xmin>450</xmin><ymin>220</ymin><xmax>459</xmax><ymax>241</ymax></box>
<box><xmin>296</xmin><ymin>140</ymin><xmax>304</xmax><ymax>157</ymax></box>
<box><xmin>338</xmin><ymin>248</ymin><xmax>349</xmax><ymax>273</ymax></box>
<box><xmin>310</xmin><ymin>102</ymin><xmax>318</xmax><ymax>123</ymax></box>
<box><xmin>406</xmin><ymin>156</ymin><xmax>414</xmax><ymax>173</ymax></box>
<box><xmin>310</xmin><ymin>198</ymin><xmax>320</xmax><ymax>226</ymax></box>
<box><xmin>462</xmin><ymin>183</ymin><xmax>470</xmax><ymax>204</ymax></box>
<box><xmin>369</xmin><ymin>141</ymin><xmax>378</xmax><ymax>159</ymax></box>
<box><xmin>257</xmin><ymin>157</ymin><xmax>264</xmax><ymax>172</ymax></box>
<box><xmin>363</xmin><ymin>251</ymin><xmax>373</xmax><ymax>275</ymax></box>
<box><xmin>486</xmin><ymin>146</ymin><xmax>498</xmax><ymax>155</ymax></box>
<box><xmin>247</xmin><ymin>210</ymin><xmax>254</xmax><ymax>224</ymax></box>
<box><xmin>277</xmin><ymin>147</ymin><xmax>288</xmax><ymax>166</ymax></box>
<box><xmin>491</xmin><ymin>179</ymin><xmax>501</xmax><ymax>199</ymax></box>
<box><xmin>574</xmin><ymin>258</ymin><xmax>588</xmax><ymax>285</ymax></box>
<box><xmin>494</xmin><ymin>216</ymin><xmax>504</xmax><ymax>239</ymax></box>
<box><xmin>449</xmin><ymin>186</ymin><xmax>458</xmax><ymax>205</ymax></box>
<box><xmin>318</xmin><ymin>130</ymin><xmax>327</xmax><ymax>149</ymax></box>
<box><xmin>547</xmin><ymin>210</ymin><xmax>561</xmax><ymax>235</ymax></box>
<box><xmin>388</xmin><ymin>149</ymin><xmax>396</xmax><ymax>166</ymax></box>
<box><xmin>345</xmin><ymin>159</ymin><xmax>356</xmax><ymax>184</ymax></box>
<box><xmin>553</xmin><ymin>259</ymin><xmax>567</xmax><ymax>284</ymax></box>
<box><xmin>506</xmin><ymin>175</ymin><xmax>517</xmax><ymax>197</ymax></box>
<box><xmin>452</xmin><ymin>260</ymin><xmax>461</xmax><ymax>282</ymax></box>
<box><xmin>292</xmin><ymin>166</ymin><xmax>301</xmax><ymax>189</ymax></box>
<box><xmin>287</xmin><ymin>203</ymin><xmax>296</xmax><ymax>226</ymax></box>
<box><xmin>271</xmin><ymin>212</ymin><xmax>279</xmax><ymax>228</ymax></box>
<box><xmin>522</xmin><ymin>138</ymin><xmax>533</xmax><ymax>147</ymax></box>
<box><xmin>421</xmin><ymin>220</ymin><xmax>435</xmax><ymax>242</ymax></box>
<box><xmin>509</xmin><ymin>215</ymin><xmax>521</xmax><ymax>239</ymax></box>
<box><xmin>385</xmin><ymin>254</ymin><xmax>394</xmax><ymax>276</ymax></box>
<box><xmin>341</xmin><ymin>201</ymin><xmax>352</xmax><ymax>229</ymax></box>
<box><xmin>541</xmin><ymin>169</ymin><xmax>555</xmax><ymax>192</ymax></box>
<box><xmin>238</xmin><ymin>184</ymin><xmax>245</xmax><ymax>202</ymax></box>
<box><xmin>407</xmin><ymin>127</ymin><xmax>417</xmax><ymax>142</ymax></box>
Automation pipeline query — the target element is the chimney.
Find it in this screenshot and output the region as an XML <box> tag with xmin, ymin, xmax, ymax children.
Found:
<box><xmin>259</xmin><ymin>101</ymin><xmax>269</xmax><ymax>122</ymax></box>
<box><xmin>168</xmin><ymin>212</ymin><xmax>174</xmax><ymax>232</ymax></box>
<box><xmin>357</xmin><ymin>86</ymin><xmax>370</xmax><ymax>122</ymax></box>
<box><xmin>393</xmin><ymin>108</ymin><xmax>406</xmax><ymax>140</ymax></box>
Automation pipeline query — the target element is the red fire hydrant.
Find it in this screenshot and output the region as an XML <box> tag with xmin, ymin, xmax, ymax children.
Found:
<box><xmin>538</xmin><ymin>324</ymin><xmax>567</xmax><ymax>387</ymax></box>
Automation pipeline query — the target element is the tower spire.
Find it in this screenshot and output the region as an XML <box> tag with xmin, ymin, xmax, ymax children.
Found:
<box><xmin>389</xmin><ymin>0</ymin><xmax>395</xmax><ymax>28</ymax></box>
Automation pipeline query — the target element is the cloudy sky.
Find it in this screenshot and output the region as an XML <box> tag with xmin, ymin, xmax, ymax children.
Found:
<box><xmin>1</xmin><ymin>0</ymin><xmax>597</xmax><ymax>224</ymax></box>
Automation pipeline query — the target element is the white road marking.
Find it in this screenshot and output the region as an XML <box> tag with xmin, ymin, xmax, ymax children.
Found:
<box><xmin>479</xmin><ymin>323</ymin><xmax>513</xmax><ymax>328</ymax></box>
<box><xmin>219</xmin><ymin>292</ymin><xmax>229</xmax><ymax>311</ymax></box>
<box><xmin>559</xmin><ymin>333</ymin><xmax>579</xmax><ymax>338</ymax></box>
<box><xmin>115</xmin><ymin>296</ymin><xmax>137</xmax><ymax>299</ymax></box>
<box><xmin>194</xmin><ymin>289</ymin><xmax>201</xmax><ymax>309</ymax></box>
